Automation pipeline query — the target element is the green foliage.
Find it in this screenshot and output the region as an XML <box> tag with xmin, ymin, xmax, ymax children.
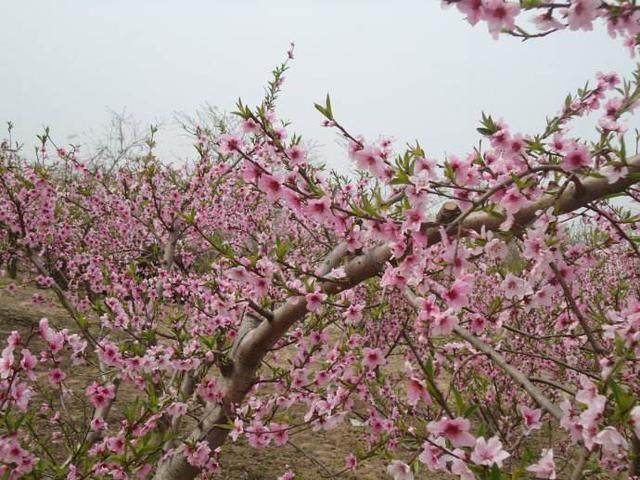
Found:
<box><xmin>314</xmin><ymin>94</ymin><xmax>334</xmax><ymax>120</ymax></box>
<box><xmin>477</xmin><ymin>113</ymin><xmax>500</xmax><ymax>137</ymax></box>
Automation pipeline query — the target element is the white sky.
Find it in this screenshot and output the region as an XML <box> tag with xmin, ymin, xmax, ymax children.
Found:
<box><xmin>1</xmin><ymin>0</ymin><xmax>636</xmax><ymax>171</ymax></box>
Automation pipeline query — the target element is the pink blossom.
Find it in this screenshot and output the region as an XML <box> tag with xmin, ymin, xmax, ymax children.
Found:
<box><xmin>241</xmin><ymin>118</ymin><xmax>260</xmax><ymax>134</ymax></box>
<box><xmin>218</xmin><ymin>134</ymin><xmax>243</xmax><ymax>155</ymax></box>
<box><xmin>427</xmin><ymin>417</ymin><xmax>475</xmax><ymax>447</ymax></box>
<box><xmin>456</xmin><ymin>0</ymin><xmax>484</xmax><ymax>25</ymax></box>
<box><xmin>415</xmin><ymin>156</ymin><xmax>437</xmax><ymax>176</ymax></box>
<box><xmin>277</xmin><ymin>470</ymin><xmax>295</xmax><ymax>480</ymax></box>
<box><xmin>485</xmin><ymin>238</ymin><xmax>508</xmax><ymax>260</ymax></box>
<box><xmin>363</xmin><ymin>347</ymin><xmax>385</xmax><ymax>369</ymax></box>
<box><xmin>531</xmin><ymin>286</ymin><xmax>554</xmax><ymax>308</ymax></box>
<box><xmin>381</xmin><ymin>267</ymin><xmax>408</xmax><ymax>290</ymax></box>
<box><xmin>136</xmin><ymin>464</ymin><xmax>153</xmax><ymax>479</ymax></box>
<box><xmin>307</xmin><ymin>196</ymin><xmax>333</xmax><ymax>223</ymax></box>
<box><xmin>603</xmin><ymin>97</ymin><xmax>623</xmax><ymax>119</ymax></box>
<box><xmin>500</xmin><ymin>186</ymin><xmax>528</xmax><ymax>214</ymax></box>
<box><xmin>470</xmin><ymin>436</ymin><xmax>510</xmax><ymax>467</ymax></box>
<box><xmin>451</xmin><ymin>457</ymin><xmax>475</xmax><ymax>480</ymax></box>
<box><xmin>403</xmin><ymin>206</ymin><xmax>426</xmax><ymax>232</ymax></box>
<box><xmin>526</xmin><ymin>449</ymin><xmax>556</xmax><ymax>479</ymax></box>
<box><xmin>596</xmin><ymin>71</ymin><xmax>621</xmax><ymax>90</ymax></box>
<box><xmin>282</xmin><ymin>188</ymin><xmax>303</xmax><ymax>211</ymax></box>
<box><xmin>407</xmin><ymin>377</ymin><xmax>432</xmax><ymax>406</ymax></box>
<box><xmin>469</xmin><ymin>314</ymin><xmax>489</xmax><ymax>334</ymax></box>
<box><xmin>418</xmin><ymin>437</ymin><xmax>447</xmax><ymax>471</ymax></box>
<box><xmin>598</xmin><ymin>117</ymin><xmax>627</xmax><ymax>134</ymax></box>
<box><xmin>230</xmin><ymin>418</ymin><xmax>244</xmax><ymax>442</ymax></box>
<box><xmin>551</xmin><ymin>133</ymin><xmax>567</xmax><ymax>152</ymax></box>
<box><xmin>352</xmin><ymin>146</ymin><xmax>386</xmax><ymax>178</ymax></box>
<box><xmin>85</xmin><ymin>382</ymin><xmax>117</xmax><ymax>409</ymax></box>
<box><xmin>533</xmin><ymin>11</ymin><xmax>564</xmax><ymax>31</ymax></box>
<box><xmin>482</xmin><ymin>0</ymin><xmax>520</xmax><ymax>39</ymax></box>
<box><xmin>48</xmin><ymin>368</ymin><xmax>66</xmax><ymax>385</ymax></box>
<box><xmin>491</xmin><ymin>128</ymin><xmax>511</xmax><ymax>150</ymax></box>
<box><xmin>186</xmin><ymin>441</ymin><xmax>211</xmax><ymax>467</ymax></box>
<box><xmin>20</xmin><ymin>349</ymin><xmax>37</xmax><ymax>377</ymax></box>
<box><xmin>39</xmin><ymin>318</ymin><xmax>64</xmax><ymax>353</ymax></box>
<box><xmin>305</xmin><ymin>290</ymin><xmax>327</xmax><ymax>313</ymax></box>
<box><xmin>521</xmin><ymin>406</ymin><xmax>543</xmax><ymax>434</ymax></box>
<box><xmin>242</xmin><ymin>160</ymin><xmax>260</xmax><ymax>182</ymax></box>
<box><xmin>386</xmin><ymin>460</ymin><xmax>413</xmax><ymax>480</ymax></box>
<box><xmin>601</xmin><ymin>164</ymin><xmax>628</xmax><ymax>183</ymax></box>
<box><xmin>431</xmin><ymin>310</ymin><xmax>458</xmax><ymax>336</ymax></box>
<box><xmin>594</xmin><ymin>426</ymin><xmax>628</xmax><ymax>454</ymax></box>
<box><xmin>273</xmin><ymin>127</ymin><xmax>288</xmax><ymax>140</ymax></box>
<box><xmin>624</xmin><ymin>35</ymin><xmax>637</xmax><ymax>57</ymax></box>
<box><xmin>105</xmin><ymin>434</ymin><xmax>126</xmax><ymax>454</ymax></box>
<box><xmin>445</xmin><ymin>156</ymin><xmax>469</xmax><ymax>184</ymax></box>
<box><xmin>507</xmin><ymin>133</ymin><xmax>526</xmax><ymax>159</ymax></box>
<box><xmin>562</xmin><ymin>143</ymin><xmax>591</xmax><ymax>171</ymax></box>
<box><xmin>247</xmin><ymin>421</ymin><xmax>272</xmax><ymax>448</ymax></box>
<box><xmin>522</xmin><ymin>232</ymin><xmax>545</xmax><ymax>260</ymax></box>
<box><xmin>567</xmin><ymin>0</ymin><xmax>601</xmax><ymax>31</ymax></box>
<box><xmin>345</xmin><ymin>303</ymin><xmax>364</xmax><ymax>324</ymax></box>
<box><xmin>500</xmin><ymin>273</ymin><xmax>528</xmax><ymax>300</ymax></box>
<box><xmin>197</xmin><ymin>378</ymin><xmax>225</xmax><ymax>403</ymax></box>
<box><xmin>166</xmin><ymin>402</ymin><xmax>188</xmax><ymax>419</ymax></box>
<box><xmin>91</xmin><ymin>417</ymin><xmax>107</xmax><ymax>431</ymax></box>
<box><xmin>629</xmin><ymin>405</ymin><xmax>640</xmax><ymax>438</ymax></box>
<box><xmin>11</xmin><ymin>381</ymin><xmax>33</xmax><ymax>412</ymax></box>
<box><xmin>410</xmin><ymin>169</ymin><xmax>431</xmax><ymax>195</ymax></box>
<box><xmin>575</xmin><ymin>376</ymin><xmax>604</xmax><ymax>407</ymax></box>
<box><xmin>270</xmin><ymin>423</ymin><xmax>289</xmax><ymax>446</ymax></box>
<box><xmin>286</xmin><ymin>145</ymin><xmax>307</xmax><ymax>165</ymax></box>
<box><xmin>345</xmin><ymin>453</ymin><xmax>358</xmax><ymax>471</ymax></box>
<box><xmin>443</xmin><ymin>276</ymin><xmax>473</xmax><ymax>311</ymax></box>
<box><xmin>258</xmin><ymin>174</ymin><xmax>284</xmax><ymax>201</ymax></box>
<box><xmin>0</xmin><ymin>348</ymin><xmax>13</xmax><ymax>379</ymax></box>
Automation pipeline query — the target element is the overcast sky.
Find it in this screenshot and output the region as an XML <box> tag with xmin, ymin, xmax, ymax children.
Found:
<box><xmin>1</xmin><ymin>1</ymin><xmax>636</xmax><ymax>171</ymax></box>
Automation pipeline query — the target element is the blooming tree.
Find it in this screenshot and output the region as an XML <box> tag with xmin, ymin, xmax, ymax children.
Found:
<box><xmin>2</xmin><ymin>2</ymin><xmax>640</xmax><ymax>479</ymax></box>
